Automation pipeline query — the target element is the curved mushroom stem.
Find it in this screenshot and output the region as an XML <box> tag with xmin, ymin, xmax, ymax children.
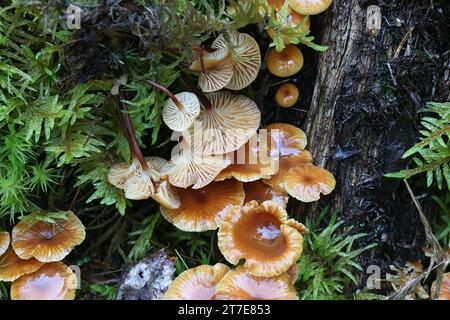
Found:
<box><xmin>116</xmin><ymin>95</ymin><xmax>150</xmax><ymax>171</ymax></box>
<box><xmin>180</xmin><ymin>73</ymin><xmax>214</xmax><ymax>111</ymax></box>
<box><xmin>141</xmin><ymin>79</ymin><xmax>184</xmax><ymax>111</ymax></box>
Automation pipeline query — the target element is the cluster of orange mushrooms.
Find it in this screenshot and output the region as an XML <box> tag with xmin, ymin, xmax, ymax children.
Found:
<box><xmin>0</xmin><ymin>212</ymin><xmax>85</xmax><ymax>300</ymax></box>
<box><xmin>106</xmin><ymin>0</ymin><xmax>336</xmax><ymax>301</ymax></box>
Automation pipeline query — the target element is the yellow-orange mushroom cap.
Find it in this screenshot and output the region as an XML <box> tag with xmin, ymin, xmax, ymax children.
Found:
<box><xmin>0</xmin><ymin>248</ymin><xmax>44</xmax><ymax>282</ymax></box>
<box><xmin>244</xmin><ymin>180</ymin><xmax>288</xmax><ymax>207</ymax></box>
<box><xmin>0</xmin><ymin>231</ymin><xmax>9</xmax><ymax>256</ymax></box>
<box><xmin>267</xmin><ymin>123</ymin><xmax>308</xmax><ymax>156</ymax></box>
<box><xmin>212</xmin><ymin>32</ymin><xmax>261</xmax><ymax>90</ymax></box>
<box><xmin>284</xmin><ymin>164</ymin><xmax>336</xmax><ymax>202</ymax></box>
<box><xmin>268</xmin><ymin>12</ymin><xmax>311</xmax><ymax>45</ymax></box>
<box><xmin>164</xmin><ymin>263</ymin><xmax>229</xmax><ymax>300</ymax></box>
<box><xmin>267</xmin><ymin>45</ymin><xmax>304</xmax><ymax>77</ymax></box>
<box><xmin>275</xmin><ymin>83</ymin><xmax>300</xmax><ymax>108</ymax></box>
<box><xmin>12</xmin><ymin>211</ymin><xmax>86</xmax><ymax>263</ymax></box>
<box><xmin>263</xmin><ymin>150</ymin><xmax>313</xmax><ymax>188</ymax></box>
<box><xmin>218</xmin><ymin>200</ymin><xmax>303</xmax><ymax>277</ymax></box>
<box><xmin>431</xmin><ymin>273</ymin><xmax>450</xmax><ymax>300</ymax></box>
<box><xmin>215</xmin><ymin>133</ymin><xmax>277</xmax><ymax>182</ymax></box>
<box><xmin>214</xmin><ymin>265</ymin><xmax>298</xmax><ymax>300</ymax></box>
<box><xmin>145</xmin><ymin>157</ymin><xmax>180</xmax><ymax>209</ymax></box>
<box><xmin>160</xmin><ymin>180</ymin><xmax>245</xmax><ymax>232</ymax></box>
<box><xmin>10</xmin><ymin>262</ymin><xmax>77</xmax><ymax>300</ymax></box>
<box><xmin>289</xmin><ymin>0</ymin><xmax>333</xmax><ymax>15</ymax></box>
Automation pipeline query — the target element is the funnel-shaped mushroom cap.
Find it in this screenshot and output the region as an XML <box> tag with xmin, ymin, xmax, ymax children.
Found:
<box><xmin>0</xmin><ymin>248</ymin><xmax>44</xmax><ymax>282</ymax></box>
<box><xmin>212</xmin><ymin>32</ymin><xmax>261</xmax><ymax>90</ymax></box>
<box><xmin>244</xmin><ymin>180</ymin><xmax>288</xmax><ymax>207</ymax></box>
<box><xmin>267</xmin><ymin>45</ymin><xmax>304</xmax><ymax>77</ymax></box>
<box><xmin>0</xmin><ymin>231</ymin><xmax>9</xmax><ymax>256</ymax></box>
<box><xmin>431</xmin><ymin>273</ymin><xmax>450</xmax><ymax>300</ymax></box>
<box><xmin>284</xmin><ymin>164</ymin><xmax>336</xmax><ymax>202</ymax></box>
<box><xmin>263</xmin><ymin>151</ymin><xmax>313</xmax><ymax>187</ymax></box>
<box><xmin>11</xmin><ymin>262</ymin><xmax>77</xmax><ymax>300</ymax></box>
<box><xmin>267</xmin><ymin>123</ymin><xmax>307</xmax><ymax>157</ymax></box>
<box><xmin>164</xmin><ymin>263</ymin><xmax>229</xmax><ymax>300</ymax></box>
<box><xmin>162</xmin><ymin>92</ymin><xmax>200</xmax><ymax>131</ymax></box>
<box><xmin>268</xmin><ymin>12</ymin><xmax>311</xmax><ymax>45</ymax></box>
<box><xmin>190</xmin><ymin>48</ymin><xmax>234</xmax><ymax>93</ymax></box>
<box><xmin>214</xmin><ymin>265</ymin><xmax>298</xmax><ymax>300</ymax></box>
<box><xmin>190</xmin><ymin>91</ymin><xmax>261</xmax><ymax>155</ymax></box>
<box><xmin>289</xmin><ymin>0</ymin><xmax>333</xmax><ymax>15</ymax></box>
<box><xmin>275</xmin><ymin>83</ymin><xmax>300</xmax><ymax>108</ymax></box>
<box><xmin>12</xmin><ymin>212</ymin><xmax>86</xmax><ymax>263</ymax></box>
<box><xmin>166</xmin><ymin>138</ymin><xmax>231</xmax><ymax>189</ymax></box>
<box><xmin>215</xmin><ymin>133</ymin><xmax>277</xmax><ymax>182</ymax></box>
<box><xmin>218</xmin><ymin>200</ymin><xmax>303</xmax><ymax>277</ymax></box>
<box><xmin>160</xmin><ymin>180</ymin><xmax>244</xmax><ymax>232</ymax></box>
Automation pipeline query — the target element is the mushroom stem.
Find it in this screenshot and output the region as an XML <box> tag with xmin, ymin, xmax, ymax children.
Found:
<box><xmin>180</xmin><ymin>74</ymin><xmax>214</xmax><ymax>111</ymax></box>
<box><xmin>142</xmin><ymin>79</ymin><xmax>184</xmax><ymax>111</ymax></box>
<box><xmin>116</xmin><ymin>95</ymin><xmax>150</xmax><ymax>171</ymax></box>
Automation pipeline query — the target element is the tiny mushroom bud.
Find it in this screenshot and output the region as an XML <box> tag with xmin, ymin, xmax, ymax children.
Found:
<box><xmin>431</xmin><ymin>273</ymin><xmax>450</xmax><ymax>300</ymax></box>
<box><xmin>284</xmin><ymin>164</ymin><xmax>336</xmax><ymax>202</ymax></box>
<box><xmin>10</xmin><ymin>262</ymin><xmax>77</xmax><ymax>300</ymax></box>
<box><xmin>214</xmin><ymin>265</ymin><xmax>298</xmax><ymax>300</ymax></box>
<box><xmin>164</xmin><ymin>263</ymin><xmax>230</xmax><ymax>300</ymax></box>
<box><xmin>12</xmin><ymin>211</ymin><xmax>86</xmax><ymax>263</ymax></box>
<box><xmin>244</xmin><ymin>180</ymin><xmax>288</xmax><ymax>208</ymax></box>
<box><xmin>212</xmin><ymin>32</ymin><xmax>261</xmax><ymax>90</ymax></box>
<box><xmin>0</xmin><ymin>248</ymin><xmax>44</xmax><ymax>282</ymax></box>
<box><xmin>0</xmin><ymin>231</ymin><xmax>10</xmax><ymax>256</ymax></box>
<box><xmin>160</xmin><ymin>180</ymin><xmax>244</xmax><ymax>232</ymax></box>
<box><xmin>267</xmin><ymin>45</ymin><xmax>304</xmax><ymax>77</ymax></box>
<box><xmin>218</xmin><ymin>200</ymin><xmax>303</xmax><ymax>277</ymax></box>
<box><xmin>289</xmin><ymin>0</ymin><xmax>333</xmax><ymax>15</ymax></box>
<box><xmin>275</xmin><ymin>83</ymin><xmax>300</xmax><ymax>108</ymax></box>
<box><xmin>268</xmin><ymin>11</ymin><xmax>311</xmax><ymax>45</ymax></box>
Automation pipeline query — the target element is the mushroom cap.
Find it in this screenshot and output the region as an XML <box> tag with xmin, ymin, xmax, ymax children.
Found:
<box><xmin>218</xmin><ymin>200</ymin><xmax>303</xmax><ymax>277</ymax></box>
<box><xmin>189</xmin><ymin>91</ymin><xmax>261</xmax><ymax>155</ymax></box>
<box><xmin>162</xmin><ymin>92</ymin><xmax>200</xmax><ymax>131</ymax></box>
<box><xmin>212</xmin><ymin>32</ymin><xmax>261</xmax><ymax>90</ymax></box>
<box><xmin>108</xmin><ymin>162</ymin><xmax>135</xmax><ymax>189</ymax></box>
<box><xmin>12</xmin><ymin>211</ymin><xmax>86</xmax><ymax>263</ymax></box>
<box><xmin>286</xmin><ymin>263</ymin><xmax>298</xmax><ymax>284</ymax></box>
<box><xmin>288</xmin><ymin>0</ymin><xmax>333</xmax><ymax>15</ymax></box>
<box><xmin>267</xmin><ymin>123</ymin><xmax>308</xmax><ymax>157</ymax></box>
<box><xmin>275</xmin><ymin>83</ymin><xmax>300</xmax><ymax>108</ymax></box>
<box><xmin>286</xmin><ymin>219</ymin><xmax>309</xmax><ymax>234</ymax></box>
<box><xmin>431</xmin><ymin>273</ymin><xmax>450</xmax><ymax>300</ymax></box>
<box><xmin>160</xmin><ymin>180</ymin><xmax>244</xmax><ymax>232</ymax></box>
<box><xmin>152</xmin><ymin>181</ymin><xmax>181</xmax><ymax>210</ymax></box>
<box><xmin>263</xmin><ymin>151</ymin><xmax>313</xmax><ymax>187</ymax></box>
<box><xmin>190</xmin><ymin>48</ymin><xmax>234</xmax><ymax>93</ymax></box>
<box><xmin>0</xmin><ymin>248</ymin><xmax>44</xmax><ymax>282</ymax></box>
<box><xmin>0</xmin><ymin>231</ymin><xmax>10</xmax><ymax>256</ymax></box>
<box><xmin>164</xmin><ymin>263</ymin><xmax>230</xmax><ymax>300</ymax></box>
<box><xmin>215</xmin><ymin>132</ymin><xmax>277</xmax><ymax>182</ymax></box>
<box><xmin>267</xmin><ymin>45</ymin><xmax>304</xmax><ymax>77</ymax></box>
<box><xmin>166</xmin><ymin>138</ymin><xmax>231</xmax><ymax>189</ymax></box>
<box><xmin>244</xmin><ymin>180</ymin><xmax>288</xmax><ymax>207</ymax></box>
<box><xmin>10</xmin><ymin>262</ymin><xmax>77</xmax><ymax>300</ymax></box>
<box><xmin>214</xmin><ymin>265</ymin><xmax>298</xmax><ymax>300</ymax></box>
<box><xmin>265</xmin><ymin>0</ymin><xmax>292</xmax><ymax>13</ymax></box>
<box><xmin>268</xmin><ymin>12</ymin><xmax>311</xmax><ymax>45</ymax></box>
<box><xmin>284</xmin><ymin>164</ymin><xmax>336</xmax><ymax>202</ymax></box>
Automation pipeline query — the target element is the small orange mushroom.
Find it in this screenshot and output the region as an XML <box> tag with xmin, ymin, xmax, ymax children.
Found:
<box><xmin>284</xmin><ymin>164</ymin><xmax>336</xmax><ymax>202</ymax></box>
<box><xmin>267</xmin><ymin>123</ymin><xmax>308</xmax><ymax>157</ymax></box>
<box><xmin>431</xmin><ymin>273</ymin><xmax>450</xmax><ymax>300</ymax></box>
<box><xmin>10</xmin><ymin>262</ymin><xmax>77</xmax><ymax>300</ymax></box>
<box><xmin>164</xmin><ymin>263</ymin><xmax>229</xmax><ymax>300</ymax></box>
<box><xmin>289</xmin><ymin>0</ymin><xmax>333</xmax><ymax>15</ymax></box>
<box><xmin>218</xmin><ymin>200</ymin><xmax>303</xmax><ymax>277</ymax></box>
<box><xmin>268</xmin><ymin>11</ymin><xmax>311</xmax><ymax>45</ymax></box>
<box><xmin>244</xmin><ymin>180</ymin><xmax>288</xmax><ymax>207</ymax></box>
<box><xmin>0</xmin><ymin>248</ymin><xmax>44</xmax><ymax>282</ymax></box>
<box><xmin>267</xmin><ymin>45</ymin><xmax>304</xmax><ymax>77</ymax></box>
<box><xmin>160</xmin><ymin>180</ymin><xmax>245</xmax><ymax>232</ymax></box>
<box><xmin>275</xmin><ymin>83</ymin><xmax>300</xmax><ymax>108</ymax></box>
<box><xmin>12</xmin><ymin>211</ymin><xmax>86</xmax><ymax>263</ymax></box>
<box><xmin>0</xmin><ymin>231</ymin><xmax>9</xmax><ymax>256</ymax></box>
<box><xmin>214</xmin><ymin>265</ymin><xmax>298</xmax><ymax>300</ymax></box>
